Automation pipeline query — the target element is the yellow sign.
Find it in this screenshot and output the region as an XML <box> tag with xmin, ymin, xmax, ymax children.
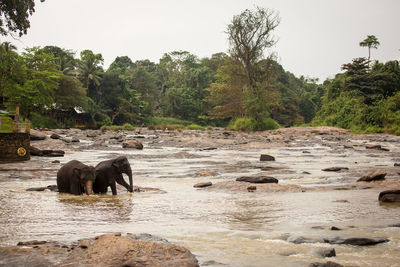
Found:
<box><xmin>17</xmin><ymin>147</ymin><xmax>26</xmax><ymax>157</ymax></box>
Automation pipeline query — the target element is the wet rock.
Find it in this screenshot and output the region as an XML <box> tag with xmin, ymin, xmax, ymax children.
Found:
<box><xmin>0</xmin><ymin>233</ymin><xmax>199</xmax><ymax>267</ymax></box>
<box><xmin>287</xmin><ymin>236</ymin><xmax>322</xmax><ymax>244</ymax></box>
<box><xmin>388</xmin><ymin>223</ymin><xmax>400</xmax><ymax>227</ymax></box>
<box><xmin>122</xmin><ymin>139</ymin><xmax>144</xmax><ymax>149</ymax></box>
<box><xmin>26</xmin><ymin>185</ymin><xmax>58</xmax><ymax>192</ymax></box>
<box><xmin>357</xmin><ymin>169</ymin><xmax>386</xmax><ymax>182</ymax></box>
<box><xmin>52</xmin><ymin>160</ymin><xmax>60</xmax><ymax>163</ymax></box>
<box><xmin>194</xmin><ymin>182</ymin><xmax>212</xmax><ymax>188</ymax></box>
<box><xmin>322</xmin><ymin>167</ymin><xmax>349</xmax><ymax>172</ymax></box>
<box><xmin>378</xmin><ymin>190</ymin><xmax>400</xmax><ymax>202</ymax></box>
<box><xmin>201</xmin><ymin>260</ymin><xmax>227</xmax><ymax>266</ymax></box>
<box><xmin>71</xmin><ymin>137</ymin><xmax>80</xmax><ymax>142</ymax></box>
<box><xmin>260</xmin><ymin>154</ymin><xmax>275</xmax><ymax>161</ymax></box>
<box><xmin>394</xmin><ymin>163</ymin><xmax>400</xmax><ymax>167</ymax></box>
<box><xmin>50</xmin><ymin>133</ymin><xmax>61</xmax><ymax>139</ymax></box>
<box><xmin>324</xmin><ymin>237</ymin><xmax>389</xmax><ymax>246</ymax></box>
<box><xmin>247</xmin><ymin>185</ymin><xmax>257</xmax><ymax>192</ymax></box>
<box><xmin>30</xmin><ymin>146</ymin><xmax>65</xmax><ymax>157</ymax></box>
<box><xmin>330</xmin><ymin>226</ymin><xmax>341</xmax><ymax>231</ymax></box>
<box><xmin>366</xmin><ymin>144</ymin><xmax>389</xmax><ymax>151</ymax></box>
<box><xmin>17</xmin><ymin>240</ymin><xmax>47</xmax><ymax>246</ymax></box>
<box><xmin>30</xmin><ymin>129</ymin><xmax>47</xmax><ymax>140</ymax></box>
<box><xmin>309</xmin><ymin>261</ymin><xmax>343</xmax><ymax>267</ymax></box>
<box><xmin>312</xmin><ymin>248</ymin><xmax>336</xmax><ymax>258</ymax></box>
<box><xmin>236</xmin><ymin>176</ymin><xmax>278</xmax><ymax>184</ymax></box>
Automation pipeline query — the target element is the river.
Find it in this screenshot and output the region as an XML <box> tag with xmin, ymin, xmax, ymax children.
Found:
<box><xmin>1</xmin><ymin>129</ymin><xmax>400</xmax><ymax>266</ymax></box>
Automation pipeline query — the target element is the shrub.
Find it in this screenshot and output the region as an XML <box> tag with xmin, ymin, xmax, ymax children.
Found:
<box><xmin>185</xmin><ymin>124</ymin><xmax>205</xmax><ymax>130</ymax></box>
<box><xmin>227</xmin><ymin>117</ymin><xmax>280</xmax><ymax>131</ymax></box>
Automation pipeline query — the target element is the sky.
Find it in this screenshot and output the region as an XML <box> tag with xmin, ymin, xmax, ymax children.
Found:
<box><xmin>3</xmin><ymin>0</ymin><xmax>400</xmax><ymax>81</ymax></box>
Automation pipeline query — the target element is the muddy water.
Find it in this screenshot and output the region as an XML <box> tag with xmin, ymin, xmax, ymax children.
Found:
<box><xmin>1</xmin><ymin>137</ymin><xmax>400</xmax><ymax>266</ymax></box>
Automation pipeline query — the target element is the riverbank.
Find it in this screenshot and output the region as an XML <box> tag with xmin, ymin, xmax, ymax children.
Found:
<box><xmin>1</xmin><ymin>126</ymin><xmax>400</xmax><ymax>266</ymax></box>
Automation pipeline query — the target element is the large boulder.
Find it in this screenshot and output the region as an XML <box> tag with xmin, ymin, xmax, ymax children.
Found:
<box><xmin>357</xmin><ymin>169</ymin><xmax>386</xmax><ymax>182</ymax></box>
<box><xmin>379</xmin><ymin>190</ymin><xmax>400</xmax><ymax>202</ymax></box>
<box><xmin>236</xmin><ymin>176</ymin><xmax>278</xmax><ymax>184</ymax></box>
<box><xmin>0</xmin><ymin>233</ymin><xmax>199</xmax><ymax>267</ymax></box>
<box><xmin>122</xmin><ymin>139</ymin><xmax>144</xmax><ymax>149</ymax></box>
<box><xmin>30</xmin><ymin>129</ymin><xmax>46</xmax><ymax>140</ymax></box>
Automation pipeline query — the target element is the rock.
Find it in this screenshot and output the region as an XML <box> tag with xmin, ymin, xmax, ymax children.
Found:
<box><xmin>194</xmin><ymin>182</ymin><xmax>212</xmax><ymax>188</ymax></box>
<box><xmin>0</xmin><ymin>233</ymin><xmax>199</xmax><ymax>267</ymax></box>
<box><xmin>357</xmin><ymin>169</ymin><xmax>386</xmax><ymax>182</ymax></box>
<box><xmin>60</xmin><ymin>137</ymin><xmax>72</xmax><ymax>143</ymax></box>
<box><xmin>30</xmin><ymin>129</ymin><xmax>47</xmax><ymax>140</ymax></box>
<box><xmin>260</xmin><ymin>154</ymin><xmax>275</xmax><ymax>161</ymax></box>
<box><xmin>322</xmin><ymin>167</ymin><xmax>349</xmax><ymax>172</ymax></box>
<box><xmin>52</xmin><ymin>160</ymin><xmax>60</xmax><ymax>163</ymax></box>
<box><xmin>388</xmin><ymin>223</ymin><xmax>400</xmax><ymax>227</ymax></box>
<box><xmin>247</xmin><ymin>185</ymin><xmax>257</xmax><ymax>192</ymax></box>
<box><xmin>201</xmin><ymin>260</ymin><xmax>227</xmax><ymax>266</ymax></box>
<box><xmin>17</xmin><ymin>240</ymin><xmax>47</xmax><ymax>246</ymax></box>
<box><xmin>71</xmin><ymin>137</ymin><xmax>80</xmax><ymax>143</ymax></box>
<box><xmin>50</xmin><ymin>133</ymin><xmax>61</xmax><ymax>139</ymax></box>
<box><xmin>324</xmin><ymin>237</ymin><xmax>389</xmax><ymax>246</ymax></box>
<box><xmin>122</xmin><ymin>139</ymin><xmax>144</xmax><ymax>149</ymax></box>
<box><xmin>366</xmin><ymin>144</ymin><xmax>389</xmax><ymax>151</ymax></box>
<box><xmin>330</xmin><ymin>226</ymin><xmax>341</xmax><ymax>231</ymax></box>
<box><xmin>30</xmin><ymin>146</ymin><xmax>65</xmax><ymax>157</ymax></box>
<box><xmin>309</xmin><ymin>261</ymin><xmax>343</xmax><ymax>267</ymax></box>
<box><xmin>41</xmin><ymin>150</ymin><xmax>65</xmax><ymax>157</ymax></box>
<box><xmin>236</xmin><ymin>176</ymin><xmax>278</xmax><ymax>184</ymax></box>
<box><xmin>287</xmin><ymin>236</ymin><xmax>322</xmax><ymax>244</ymax></box>
<box><xmin>26</xmin><ymin>185</ymin><xmax>58</xmax><ymax>192</ymax></box>
<box><xmin>378</xmin><ymin>190</ymin><xmax>400</xmax><ymax>202</ymax></box>
<box><xmin>394</xmin><ymin>163</ymin><xmax>400</xmax><ymax>167</ymax></box>
<box><xmin>312</xmin><ymin>248</ymin><xmax>336</xmax><ymax>258</ymax></box>
<box><xmin>26</xmin><ymin>187</ymin><xmax>47</xmax><ymax>191</ymax></box>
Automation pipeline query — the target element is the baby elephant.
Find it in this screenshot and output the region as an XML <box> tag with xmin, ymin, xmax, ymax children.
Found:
<box><xmin>57</xmin><ymin>160</ymin><xmax>96</xmax><ymax>195</ymax></box>
<box><xmin>93</xmin><ymin>156</ymin><xmax>133</xmax><ymax>195</ymax></box>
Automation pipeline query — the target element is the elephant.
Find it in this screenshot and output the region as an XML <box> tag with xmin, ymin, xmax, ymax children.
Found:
<box><xmin>57</xmin><ymin>160</ymin><xmax>96</xmax><ymax>195</ymax></box>
<box><xmin>93</xmin><ymin>156</ymin><xmax>133</xmax><ymax>195</ymax></box>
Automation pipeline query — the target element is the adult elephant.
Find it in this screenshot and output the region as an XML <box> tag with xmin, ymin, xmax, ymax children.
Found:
<box><xmin>57</xmin><ymin>160</ymin><xmax>96</xmax><ymax>195</ymax></box>
<box><xmin>93</xmin><ymin>156</ymin><xmax>133</xmax><ymax>195</ymax></box>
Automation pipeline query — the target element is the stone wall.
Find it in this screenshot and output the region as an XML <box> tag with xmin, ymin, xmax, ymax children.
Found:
<box><xmin>0</xmin><ymin>133</ymin><xmax>30</xmax><ymax>162</ymax></box>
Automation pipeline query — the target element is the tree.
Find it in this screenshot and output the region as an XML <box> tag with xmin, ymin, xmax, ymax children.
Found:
<box><xmin>359</xmin><ymin>35</ymin><xmax>380</xmax><ymax>66</ymax></box>
<box><xmin>0</xmin><ymin>0</ymin><xmax>44</xmax><ymax>37</ymax></box>
<box><xmin>227</xmin><ymin>6</ymin><xmax>280</xmax><ymax>88</ymax></box>
<box><xmin>4</xmin><ymin>47</ymin><xmax>61</xmax><ymax>118</ymax></box>
<box><xmin>77</xmin><ymin>50</ymin><xmax>104</xmax><ymax>102</ymax></box>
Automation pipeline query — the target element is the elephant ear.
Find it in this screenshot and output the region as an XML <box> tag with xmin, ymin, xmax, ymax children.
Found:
<box><xmin>73</xmin><ymin>168</ymin><xmax>82</xmax><ymax>180</ymax></box>
<box><xmin>112</xmin><ymin>158</ymin><xmax>124</xmax><ymax>169</ymax></box>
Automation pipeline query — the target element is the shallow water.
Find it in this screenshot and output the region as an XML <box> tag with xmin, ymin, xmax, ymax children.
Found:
<box><xmin>1</xmin><ymin>138</ymin><xmax>400</xmax><ymax>266</ymax></box>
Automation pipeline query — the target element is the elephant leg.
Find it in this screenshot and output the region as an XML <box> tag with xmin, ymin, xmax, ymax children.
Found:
<box><xmin>110</xmin><ymin>182</ymin><xmax>117</xmax><ymax>195</ymax></box>
<box><xmin>116</xmin><ymin>174</ymin><xmax>131</xmax><ymax>191</ymax></box>
<box><xmin>70</xmin><ymin>181</ymin><xmax>81</xmax><ymax>195</ymax></box>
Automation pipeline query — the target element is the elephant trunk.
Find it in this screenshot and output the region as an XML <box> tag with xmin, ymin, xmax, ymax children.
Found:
<box><xmin>85</xmin><ymin>180</ymin><xmax>93</xmax><ymax>195</ymax></box>
<box><xmin>126</xmin><ymin>166</ymin><xmax>133</xmax><ymax>192</ymax></box>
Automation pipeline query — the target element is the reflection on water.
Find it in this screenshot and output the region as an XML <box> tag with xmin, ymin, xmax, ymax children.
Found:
<box><xmin>0</xmin><ymin>143</ymin><xmax>400</xmax><ymax>266</ymax></box>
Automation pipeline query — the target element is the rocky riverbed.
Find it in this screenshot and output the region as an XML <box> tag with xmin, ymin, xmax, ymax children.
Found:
<box><xmin>1</xmin><ymin>126</ymin><xmax>400</xmax><ymax>266</ymax></box>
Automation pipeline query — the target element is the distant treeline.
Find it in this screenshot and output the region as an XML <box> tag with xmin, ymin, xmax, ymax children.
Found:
<box><xmin>0</xmin><ymin>6</ymin><xmax>399</xmax><ymax>133</ymax></box>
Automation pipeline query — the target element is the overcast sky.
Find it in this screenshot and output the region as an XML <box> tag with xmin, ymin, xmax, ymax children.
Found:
<box><xmin>3</xmin><ymin>0</ymin><xmax>400</xmax><ymax>81</ymax></box>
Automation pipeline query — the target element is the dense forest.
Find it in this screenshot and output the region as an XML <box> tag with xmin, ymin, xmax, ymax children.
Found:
<box><xmin>1</xmin><ymin>3</ymin><xmax>399</xmax><ymax>133</ymax></box>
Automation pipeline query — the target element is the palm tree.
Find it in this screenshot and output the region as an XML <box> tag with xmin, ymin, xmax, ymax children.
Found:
<box><xmin>359</xmin><ymin>35</ymin><xmax>380</xmax><ymax>67</ymax></box>
<box><xmin>76</xmin><ymin>50</ymin><xmax>104</xmax><ymax>102</ymax></box>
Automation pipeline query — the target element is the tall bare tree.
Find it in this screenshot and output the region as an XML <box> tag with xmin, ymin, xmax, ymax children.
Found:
<box><xmin>227</xmin><ymin>6</ymin><xmax>280</xmax><ymax>89</ymax></box>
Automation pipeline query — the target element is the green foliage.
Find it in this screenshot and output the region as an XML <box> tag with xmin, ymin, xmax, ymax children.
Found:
<box><xmin>101</xmin><ymin>123</ymin><xmax>135</xmax><ymax>131</ymax></box>
<box><xmin>0</xmin><ymin>116</ymin><xmax>13</xmax><ymax>132</ymax></box>
<box><xmin>0</xmin><ymin>0</ymin><xmax>43</xmax><ymax>37</ymax></box>
<box><xmin>147</xmin><ymin>116</ymin><xmax>192</xmax><ymax>126</ymax></box>
<box><xmin>30</xmin><ymin>112</ymin><xmax>61</xmax><ymax>129</ymax></box>
<box><xmin>227</xmin><ymin>117</ymin><xmax>280</xmax><ymax>131</ymax></box>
